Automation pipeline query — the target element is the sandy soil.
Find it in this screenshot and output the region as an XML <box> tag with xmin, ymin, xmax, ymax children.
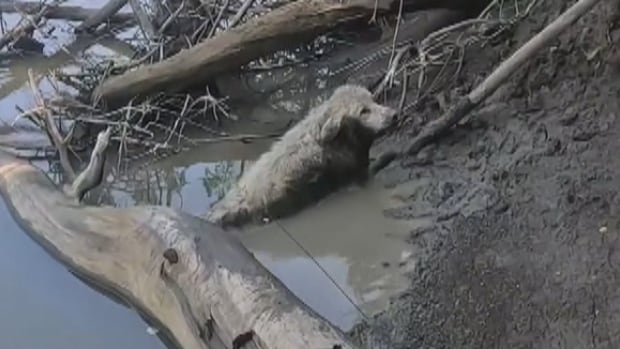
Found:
<box><xmin>349</xmin><ymin>0</ymin><xmax>620</xmax><ymax>347</ymax></box>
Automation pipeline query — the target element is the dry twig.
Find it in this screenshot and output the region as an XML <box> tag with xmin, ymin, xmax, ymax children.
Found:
<box><xmin>27</xmin><ymin>69</ymin><xmax>76</xmax><ymax>181</ymax></box>
<box><xmin>0</xmin><ymin>1</ymin><xmax>50</xmax><ymax>50</ymax></box>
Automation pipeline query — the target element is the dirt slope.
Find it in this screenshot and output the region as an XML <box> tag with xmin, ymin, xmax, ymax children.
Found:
<box><xmin>351</xmin><ymin>0</ymin><xmax>620</xmax><ymax>348</ymax></box>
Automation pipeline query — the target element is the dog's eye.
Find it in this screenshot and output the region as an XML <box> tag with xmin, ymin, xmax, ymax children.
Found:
<box><xmin>360</xmin><ymin>107</ymin><xmax>371</xmax><ymax>115</ymax></box>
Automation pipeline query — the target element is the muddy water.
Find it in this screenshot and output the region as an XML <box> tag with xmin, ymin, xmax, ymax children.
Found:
<box><xmin>241</xmin><ymin>181</ymin><xmax>417</xmax><ymax>329</ymax></box>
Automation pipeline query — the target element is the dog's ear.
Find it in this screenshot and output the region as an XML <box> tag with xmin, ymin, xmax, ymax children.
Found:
<box><xmin>319</xmin><ymin>114</ymin><xmax>343</xmax><ymax>143</ymax></box>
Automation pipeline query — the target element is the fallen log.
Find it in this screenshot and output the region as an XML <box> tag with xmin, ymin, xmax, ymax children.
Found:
<box><xmin>0</xmin><ymin>130</ymin><xmax>359</xmax><ymax>349</ymax></box>
<box><xmin>93</xmin><ymin>0</ymin><xmax>488</xmax><ymax>107</ymax></box>
<box><xmin>0</xmin><ymin>1</ymin><xmax>134</xmax><ymax>23</ymax></box>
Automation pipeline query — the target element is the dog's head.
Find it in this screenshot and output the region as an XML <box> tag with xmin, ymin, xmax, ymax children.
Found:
<box><xmin>319</xmin><ymin>85</ymin><xmax>397</xmax><ymax>143</ymax></box>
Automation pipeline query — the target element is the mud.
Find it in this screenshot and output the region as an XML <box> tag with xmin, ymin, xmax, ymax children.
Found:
<box><xmin>349</xmin><ymin>0</ymin><xmax>620</xmax><ymax>348</ymax></box>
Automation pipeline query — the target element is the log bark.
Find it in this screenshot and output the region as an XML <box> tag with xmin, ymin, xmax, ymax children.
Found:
<box><xmin>0</xmin><ymin>1</ymin><xmax>134</xmax><ymax>23</ymax></box>
<box><xmin>0</xmin><ymin>149</ymin><xmax>359</xmax><ymax>348</ymax></box>
<box><xmin>93</xmin><ymin>0</ymin><xmax>486</xmax><ymax>107</ymax></box>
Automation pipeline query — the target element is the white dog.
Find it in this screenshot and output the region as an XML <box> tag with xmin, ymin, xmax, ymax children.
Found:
<box><xmin>205</xmin><ymin>84</ymin><xmax>397</xmax><ymax>227</ymax></box>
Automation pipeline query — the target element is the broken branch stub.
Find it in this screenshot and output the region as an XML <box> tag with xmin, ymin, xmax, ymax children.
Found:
<box><xmin>64</xmin><ymin>127</ymin><xmax>112</xmax><ymax>201</ymax></box>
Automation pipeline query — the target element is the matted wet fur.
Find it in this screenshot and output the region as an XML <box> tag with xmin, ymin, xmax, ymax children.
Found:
<box><xmin>205</xmin><ymin>84</ymin><xmax>397</xmax><ymax>227</ymax></box>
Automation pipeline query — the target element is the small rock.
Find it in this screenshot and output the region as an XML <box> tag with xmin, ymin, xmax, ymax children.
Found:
<box><xmin>599</xmin><ymin>226</ymin><xmax>608</xmax><ymax>233</ymax></box>
<box><xmin>559</xmin><ymin>106</ymin><xmax>579</xmax><ymax>126</ymax></box>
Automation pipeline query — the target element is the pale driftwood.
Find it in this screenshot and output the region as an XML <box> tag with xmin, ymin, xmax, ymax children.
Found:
<box><xmin>92</xmin><ymin>0</ymin><xmax>484</xmax><ymax>107</ymax></box>
<box><xmin>0</xmin><ymin>133</ymin><xmax>359</xmax><ymax>349</ymax></box>
<box><xmin>371</xmin><ymin>0</ymin><xmax>603</xmax><ymax>173</ymax></box>
<box><xmin>76</xmin><ymin>0</ymin><xmax>129</xmax><ymax>33</ymax></box>
<box><xmin>0</xmin><ymin>1</ymin><xmax>134</xmax><ymax>23</ymax></box>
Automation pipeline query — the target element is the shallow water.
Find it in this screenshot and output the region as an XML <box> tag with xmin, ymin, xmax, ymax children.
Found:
<box><xmin>241</xmin><ymin>181</ymin><xmax>418</xmax><ymax>329</ymax></box>
<box><xmin>0</xmin><ymin>0</ymin><xmax>417</xmax><ymax>347</ymax></box>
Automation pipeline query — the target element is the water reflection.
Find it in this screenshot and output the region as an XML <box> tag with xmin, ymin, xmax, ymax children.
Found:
<box><xmin>0</xmin><ymin>198</ymin><xmax>167</xmax><ymax>349</ymax></box>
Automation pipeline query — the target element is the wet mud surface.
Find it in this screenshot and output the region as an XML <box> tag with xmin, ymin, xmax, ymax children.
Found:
<box><xmin>350</xmin><ymin>0</ymin><xmax>620</xmax><ymax>347</ymax></box>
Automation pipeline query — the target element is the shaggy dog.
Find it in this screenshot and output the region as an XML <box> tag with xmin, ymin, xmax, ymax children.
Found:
<box><xmin>205</xmin><ymin>84</ymin><xmax>397</xmax><ymax>227</ymax></box>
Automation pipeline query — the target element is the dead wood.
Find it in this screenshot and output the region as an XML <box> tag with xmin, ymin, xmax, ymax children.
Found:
<box><xmin>0</xmin><ymin>1</ymin><xmax>134</xmax><ymax>23</ymax></box>
<box><xmin>76</xmin><ymin>0</ymin><xmax>129</xmax><ymax>33</ymax></box>
<box><xmin>0</xmin><ymin>2</ymin><xmax>48</xmax><ymax>51</ymax></box>
<box><xmin>371</xmin><ymin>0</ymin><xmax>603</xmax><ymax>174</ymax></box>
<box><xmin>64</xmin><ymin>127</ymin><xmax>112</xmax><ymax>201</ymax></box>
<box><xmin>228</xmin><ymin>0</ymin><xmax>255</xmax><ymax>28</ymax></box>
<box><xmin>93</xmin><ymin>0</ymin><xmax>486</xmax><ymax>107</ymax></box>
<box><xmin>0</xmin><ymin>129</ymin><xmax>360</xmax><ymax>349</ymax></box>
<box><xmin>129</xmin><ymin>0</ymin><xmax>158</xmax><ymax>40</ymax></box>
<box><xmin>27</xmin><ymin>69</ymin><xmax>77</xmax><ymax>181</ymax></box>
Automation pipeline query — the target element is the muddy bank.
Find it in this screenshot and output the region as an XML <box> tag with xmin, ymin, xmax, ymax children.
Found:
<box><xmin>350</xmin><ymin>0</ymin><xmax>620</xmax><ymax>347</ymax></box>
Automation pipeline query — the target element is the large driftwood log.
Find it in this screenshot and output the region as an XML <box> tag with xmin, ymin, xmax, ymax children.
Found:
<box><xmin>0</xmin><ymin>143</ymin><xmax>359</xmax><ymax>348</ymax></box>
<box><xmin>93</xmin><ymin>0</ymin><xmax>487</xmax><ymax>107</ymax></box>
